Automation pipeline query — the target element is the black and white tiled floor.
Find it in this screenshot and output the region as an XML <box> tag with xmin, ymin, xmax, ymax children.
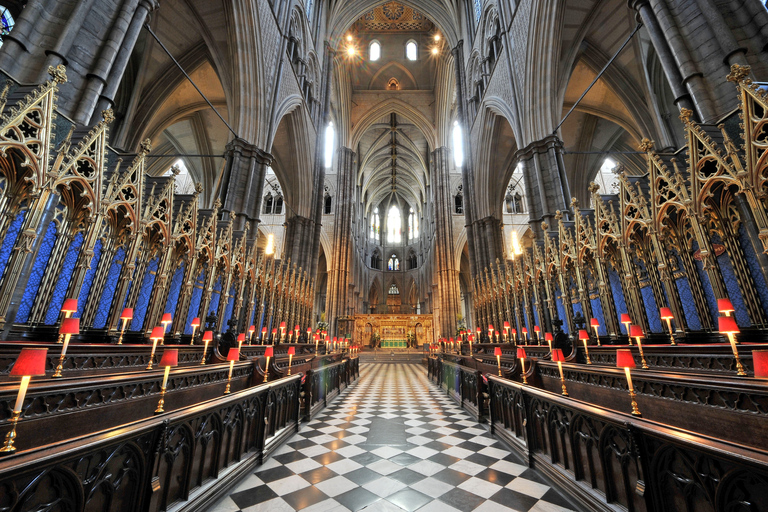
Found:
<box><xmin>211</xmin><ymin>363</ymin><xmax>578</xmax><ymax>512</ymax></box>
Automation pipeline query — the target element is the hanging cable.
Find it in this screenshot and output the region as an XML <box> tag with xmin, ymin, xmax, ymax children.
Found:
<box><xmin>553</xmin><ymin>23</ymin><xmax>643</xmax><ymax>135</ymax></box>
<box><xmin>143</xmin><ymin>24</ymin><xmax>239</xmax><ymax>139</ymax></box>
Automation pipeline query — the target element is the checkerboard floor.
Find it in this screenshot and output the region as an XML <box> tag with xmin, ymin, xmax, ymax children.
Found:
<box><xmin>210</xmin><ymin>363</ymin><xmax>578</xmax><ymax>512</ymax></box>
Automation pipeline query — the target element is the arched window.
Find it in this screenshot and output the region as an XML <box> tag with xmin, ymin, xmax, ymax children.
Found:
<box><xmin>408</xmin><ymin>252</ymin><xmax>418</xmax><ymax>270</ymax></box>
<box><xmin>388</xmin><ymin>255</ymin><xmax>400</xmax><ymax>271</ymax></box>
<box><xmin>454</xmin><ymin>193</ymin><xmax>463</xmax><ymax>214</ymax></box>
<box><xmin>370</xmin><ymin>207</ymin><xmax>380</xmax><ymax>241</ymax></box>
<box><xmin>0</xmin><ymin>7</ymin><xmax>14</xmax><ymax>47</ymax></box>
<box><xmin>452</xmin><ymin>121</ymin><xmax>464</xmax><ymax>168</ymax></box>
<box><xmin>324</xmin><ymin>122</ymin><xmax>335</xmax><ymax>168</ymax></box>
<box><xmin>274</xmin><ymin>196</ymin><xmax>283</xmax><ymax>214</ymax></box>
<box><xmin>473</xmin><ymin>0</ymin><xmax>482</xmax><ymax>22</ymax></box>
<box><xmin>408</xmin><ymin>209</ymin><xmax>413</xmax><ymax>241</ymax></box>
<box><xmin>389</xmin><ymin>283</ymin><xmax>399</xmax><ymax>295</ymax></box>
<box><xmin>306</xmin><ymin>0</ymin><xmax>313</xmax><ymax>19</ymax></box>
<box><xmin>590</xmin><ymin>158</ymin><xmax>620</xmax><ymax>207</ymax></box>
<box><xmin>407</xmin><ymin>208</ymin><xmax>419</xmax><ymax>241</ymax></box>
<box><xmin>263</xmin><ymin>193</ymin><xmax>274</xmax><ymax>214</ymax></box>
<box><xmin>371</xmin><ymin>251</ymin><xmax>381</xmax><ymax>269</ymax></box>
<box><xmin>369</xmin><ymin>40</ymin><xmax>381</xmax><ymax>61</ymax></box>
<box><xmin>406</xmin><ymin>40</ymin><xmax>418</xmax><ymax>61</ymax></box>
<box><xmin>387</xmin><ymin>205</ymin><xmax>401</xmax><ymax>244</ymax></box>
<box><xmin>324</xmin><ymin>194</ymin><xmax>332</xmax><ymax>214</ymax></box>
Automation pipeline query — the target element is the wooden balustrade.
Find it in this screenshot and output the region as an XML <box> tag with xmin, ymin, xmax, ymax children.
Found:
<box><xmin>428</xmin><ymin>355</ymin><xmax>768</xmax><ymax>512</ymax></box>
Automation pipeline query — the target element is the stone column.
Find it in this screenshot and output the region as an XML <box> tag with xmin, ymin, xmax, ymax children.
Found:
<box><xmin>309</xmin><ymin>42</ymin><xmax>336</xmax><ymax>279</ymax></box>
<box><xmin>629</xmin><ymin>0</ymin><xmax>696</xmax><ymax>115</ymax></box>
<box><xmin>517</xmin><ymin>135</ymin><xmax>571</xmax><ymax>238</ymax></box>
<box><xmin>325</xmin><ymin>147</ymin><xmax>355</xmax><ymax>336</ymax></box>
<box><xmin>451</xmin><ymin>41</ymin><xmax>479</xmax><ymax>276</ymax></box>
<box><xmin>283</xmin><ymin>214</ymin><xmax>313</xmax><ymax>268</ymax></box>
<box><xmin>219</xmin><ymin>138</ymin><xmax>272</xmax><ymax>233</ymax></box>
<box><xmin>432</xmin><ymin>147</ymin><xmax>461</xmax><ymax>338</ymax></box>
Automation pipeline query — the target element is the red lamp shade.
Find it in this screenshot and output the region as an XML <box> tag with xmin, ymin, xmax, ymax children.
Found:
<box><xmin>314</xmin><ymin>334</ymin><xmax>319</xmax><ymax>340</ymax></box>
<box><xmin>489</xmin><ymin>325</ymin><xmax>494</xmax><ymax>331</ymax></box>
<box><xmin>516</xmin><ymin>347</ymin><xmax>527</xmax><ymax>359</ymax></box>
<box><xmin>718</xmin><ymin>316</ymin><xmax>740</xmax><ymax>334</ymax></box>
<box><xmin>249</xmin><ymin>325</ymin><xmax>256</xmax><ymax>333</ymax></box>
<box><xmin>294</xmin><ymin>325</ymin><xmax>300</xmax><ymax>332</ymax></box>
<box><xmin>226</xmin><ymin>348</ymin><xmax>240</xmax><ymax>361</ymax></box>
<box><xmin>616</xmin><ymin>349</ymin><xmax>636</xmax><ymax>368</ymax></box>
<box><xmin>61</xmin><ymin>298</ymin><xmax>78</xmax><ymax>313</ymax></box>
<box><xmin>191</xmin><ymin>317</ymin><xmax>200</xmax><ymax>328</ymax></box>
<box><xmin>150</xmin><ymin>326</ymin><xmax>165</xmax><ymax>340</ymax></box>
<box><xmin>476</xmin><ymin>327</ymin><xmax>481</xmax><ymax>333</ymax></box>
<box><xmin>534</xmin><ymin>326</ymin><xmax>540</xmax><ymax>333</ymax></box>
<box><xmin>158</xmin><ymin>349</ymin><xmax>178</xmax><ymax>367</ymax></box>
<box><xmin>279</xmin><ymin>321</ymin><xmax>286</xmax><ymax>329</ymax></box>
<box><xmin>752</xmin><ymin>350</ymin><xmax>768</xmax><ymax>378</ymax></box>
<box><xmin>522</xmin><ymin>327</ymin><xmax>528</xmax><ymax>334</ymax></box>
<box><xmin>578</xmin><ymin>329</ymin><xmax>589</xmax><ymax>341</ymax></box>
<box><xmin>718</xmin><ymin>298</ymin><xmax>734</xmax><ymax>313</ymax></box>
<box><xmin>307</xmin><ymin>328</ymin><xmax>312</xmax><ymax>334</ymax></box>
<box><xmin>333</xmin><ymin>337</ymin><xmax>338</xmax><ymax>342</ymax></box>
<box><xmin>629</xmin><ymin>325</ymin><xmax>644</xmax><ymax>338</ymax></box>
<box><xmin>468</xmin><ymin>335</ymin><xmax>474</xmax><ymax>342</ymax></box>
<box><xmin>237</xmin><ymin>333</ymin><xmax>246</xmax><ymax>343</ymax></box>
<box><xmin>60</xmin><ymin>317</ymin><xmax>80</xmax><ymax>335</ymax></box>
<box><xmin>545</xmin><ymin>332</ymin><xmax>554</xmax><ymax>342</ymax></box>
<box><xmin>659</xmin><ymin>307</ymin><xmax>674</xmax><ymax>320</ymax></box>
<box><xmin>552</xmin><ymin>348</ymin><xmax>565</xmax><ymax>362</ymax></box>
<box><xmin>262</xmin><ymin>327</ymin><xmax>267</xmax><ymax>334</ymax></box>
<box><xmin>161</xmin><ymin>313</ymin><xmax>172</xmax><ymax>324</ymax></box>
<box><xmin>202</xmin><ymin>330</ymin><xmax>213</xmax><ymax>342</ymax></box>
<box><xmin>511</xmin><ymin>329</ymin><xmax>517</xmax><ymax>335</ymax></box>
<box><xmin>494</xmin><ymin>347</ymin><xmax>502</xmax><ymax>356</ymax></box>
<box><xmin>121</xmin><ymin>308</ymin><xmax>134</xmax><ymax>320</ymax></box>
<box><xmin>503</xmin><ymin>321</ymin><xmax>510</xmax><ymax>329</ymax></box>
<box><xmin>460</xmin><ymin>329</ymin><xmax>466</xmax><ymax>335</ymax></box>
<box><xmin>10</xmin><ymin>348</ymin><xmax>48</xmax><ymax>376</ymax></box>
<box><xmin>449</xmin><ymin>337</ymin><xmax>454</xmax><ymax>343</ymax></box>
<box><xmin>590</xmin><ymin>318</ymin><xmax>600</xmax><ymax>327</ymax></box>
<box><xmin>288</xmin><ymin>347</ymin><xmax>296</xmax><ymax>355</ymax></box>
<box><xmin>620</xmin><ymin>313</ymin><xmax>631</xmax><ymax>324</ymax></box>
<box><xmin>264</xmin><ymin>347</ymin><xmax>274</xmax><ymax>358</ymax></box>
<box><xmin>272</xmin><ymin>328</ymin><xmax>277</xmax><ymax>335</ymax></box>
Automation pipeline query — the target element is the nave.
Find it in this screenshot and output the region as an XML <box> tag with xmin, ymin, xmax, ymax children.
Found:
<box><xmin>213</xmin><ymin>363</ymin><xmax>576</xmax><ymax>512</ymax></box>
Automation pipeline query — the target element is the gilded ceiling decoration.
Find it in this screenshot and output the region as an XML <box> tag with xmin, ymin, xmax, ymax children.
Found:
<box><xmin>355</xmin><ymin>2</ymin><xmax>434</xmax><ymax>32</ymax></box>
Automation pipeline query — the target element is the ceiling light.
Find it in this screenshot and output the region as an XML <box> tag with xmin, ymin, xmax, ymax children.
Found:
<box><xmin>434</xmin><ymin>34</ymin><xmax>441</xmax><ymax>41</ymax></box>
<box><xmin>432</xmin><ymin>47</ymin><xmax>439</xmax><ymax>55</ymax></box>
<box><xmin>347</xmin><ymin>46</ymin><xmax>356</xmax><ymax>56</ymax></box>
<box><xmin>347</xmin><ymin>34</ymin><xmax>353</xmax><ymax>42</ymax></box>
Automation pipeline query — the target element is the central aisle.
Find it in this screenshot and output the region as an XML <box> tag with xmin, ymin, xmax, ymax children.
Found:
<box><xmin>213</xmin><ymin>363</ymin><xmax>577</xmax><ymax>512</ymax></box>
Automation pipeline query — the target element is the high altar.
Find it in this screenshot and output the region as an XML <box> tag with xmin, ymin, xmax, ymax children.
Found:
<box><xmin>352</xmin><ymin>315</ymin><xmax>434</xmax><ymax>348</ymax></box>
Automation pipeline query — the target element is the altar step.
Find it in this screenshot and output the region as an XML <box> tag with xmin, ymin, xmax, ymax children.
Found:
<box><xmin>359</xmin><ymin>349</ymin><xmax>424</xmax><ymax>363</ymax></box>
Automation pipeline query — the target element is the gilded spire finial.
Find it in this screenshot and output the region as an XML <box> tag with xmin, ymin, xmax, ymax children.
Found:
<box><xmin>639</xmin><ymin>138</ymin><xmax>654</xmax><ymax>152</ymax></box>
<box><xmin>139</xmin><ymin>138</ymin><xmax>152</xmax><ymax>155</ymax></box>
<box><xmin>102</xmin><ymin>109</ymin><xmax>115</xmax><ymax>124</ymax></box>
<box><xmin>48</xmin><ymin>64</ymin><xmax>68</xmax><ymax>83</ymax></box>
<box><xmin>726</xmin><ymin>64</ymin><xmax>751</xmax><ymax>84</ymax></box>
<box><xmin>588</xmin><ymin>181</ymin><xmax>600</xmax><ymax>194</ymax></box>
<box><xmin>679</xmin><ymin>108</ymin><xmax>693</xmax><ymax>124</ymax></box>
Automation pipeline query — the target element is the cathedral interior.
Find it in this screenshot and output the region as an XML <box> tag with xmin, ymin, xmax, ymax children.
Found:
<box><xmin>1</xmin><ymin>0</ymin><xmax>768</xmax><ymax>511</ymax></box>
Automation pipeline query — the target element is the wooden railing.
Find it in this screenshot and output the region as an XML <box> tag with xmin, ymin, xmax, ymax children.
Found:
<box><xmin>427</xmin><ymin>356</ymin><xmax>768</xmax><ymax>512</ymax></box>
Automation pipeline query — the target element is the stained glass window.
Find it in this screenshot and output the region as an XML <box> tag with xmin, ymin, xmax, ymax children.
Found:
<box><xmin>76</xmin><ymin>239</ymin><xmax>103</xmax><ymax>317</ymax></box>
<box><xmin>406</xmin><ymin>40</ymin><xmax>417</xmax><ymax>60</ymax></box>
<box><xmin>45</xmin><ymin>232</ymin><xmax>84</xmax><ymax>324</ymax></box>
<box><xmin>324</xmin><ymin>122</ymin><xmax>335</xmax><ymax>168</ymax></box>
<box><xmin>452</xmin><ymin>121</ymin><xmax>464</xmax><ymax>168</ymax></box>
<box><xmin>370</xmin><ymin>208</ymin><xmax>380</xmax><ymax>241</ymax></box>
<box><xmin>389</xmin><ymin>283</ymin><xmax>399</xmax><ymax>294</ymax></box>
<box><xmin>93</xmin><ymin>246</ymin><xmax>126</xmax><ymax>329</ymax></box>
<box><xmin>387</xmin><ymin>205</ymin><xmax>401</xmax><ymax>243</ymax></box>
<box><xmin>388</xmin><ymin>254</ymin><xmax>399</xmax><ymax>271</ymax></box>
<box><xmin>17</xmin><ymin>221</ymin><xmax>56</xmax><ymax>324</ymax></box>
<box><xmin>184</xmin><ymin>268</ymin><xmax>206</xmax><ymax>333</ymax></box>
<box><xmin>0</xmin><ymin>7</ymin><xmax>14</xmax><ymax>48</ymax></box>
<box><xmin>370</xmin><ymin>40</ymin><xmax>381</xmax><ymax>61</ymax></box>
<box><xmin>474</xmin><ymin>0</ymin><xmax>482</xmax><ymax>22</ymax></box>
<box><xmin>164</xmin><ymin>261</ymin><xmax>186</xmax><ymax>327</ymax></box>
<box><xmin>130</xmin><ymin>256</ymin><xmax>159</xmax><ymax>330</ymax></box>
<box><xmin>306</xmin><ymin>0</ymin><xmax>313</xmax><ymax>19</ymax></box>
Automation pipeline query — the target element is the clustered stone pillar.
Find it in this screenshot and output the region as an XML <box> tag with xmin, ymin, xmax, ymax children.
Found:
<box><xmin>219</xmin><ymin>138</ymin><xmax>273</xmax><ymax>233</ymax></box>
<box><xmin>325</xmin><ymin>147</ymin><xmax>356</xmax><ymax>336</ymax></box>
<box><xmin>0</xmin><ymin>0</ymin><xmax>159</xmax><ymax>125</ymax></box>
<box><xmin>517</xmin><ymin>136</ymin><xmax>571</xmax><ymax>239</ymax></box>
<box><xmin>432</xmin><ymin>148</ymin><xmax>461</xmax><ymax>338</ymax></box>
